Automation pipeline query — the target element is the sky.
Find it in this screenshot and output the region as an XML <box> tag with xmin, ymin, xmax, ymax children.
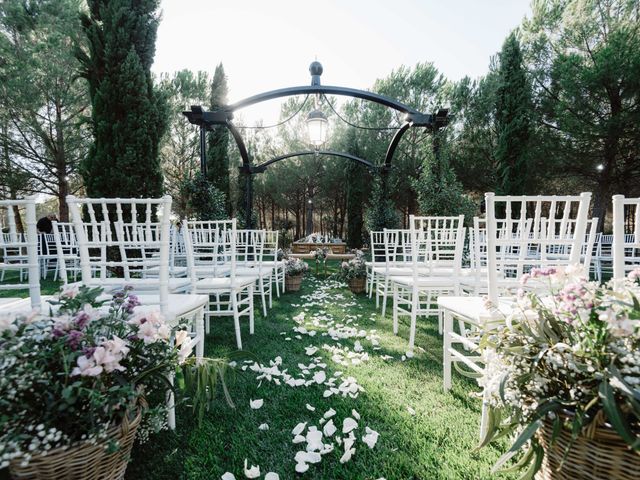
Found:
<box><xmin>153</xmin><ymin>0</ymin><xmax>532</xmax><ymax>125</ymax></box>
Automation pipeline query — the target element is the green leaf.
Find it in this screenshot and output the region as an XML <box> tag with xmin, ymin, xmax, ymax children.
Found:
<box><xmin>492</xmin><ymin>420</ymin><xmax>542</xmax><ymax>473</ymax></box>
<box><xmin>599</xmin><ymin>380</ymin><xmax>640</xmax><ymax>450</ymax></box>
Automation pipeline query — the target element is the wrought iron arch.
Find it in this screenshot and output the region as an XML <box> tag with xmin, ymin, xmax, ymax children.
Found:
<box><xmin>183</xmin><ymin>61</ymin><xmax>449</xmax><ymax>227</ymax></box>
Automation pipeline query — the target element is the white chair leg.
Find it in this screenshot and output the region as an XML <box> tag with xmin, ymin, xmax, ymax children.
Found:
<box><xmin>268</xmin><ymin>276</ymin><xmax>273</xmax><ymax>308</ymax></box>
<box><xmin>195</xmin><ymin>308</ymin><xmax>205</xmax><ymax>359</ymax></box>
<box><xmin>381</xmin><ymin>278</ymin><xmax>389</xmax><ymax>317</ymax></box>
<box><xmin>408</xmin><ymin>290</ymin><xmax>418</xmax><ymax>351</ymax></box>
<box><xmin>231</xmin><ymin>290</ymin><xmax>242</xmax><ymax>349</ymax></box>
<box><xmin>443</xmin><ymin>310</ymin><xmax>453</xmax><ymax>391</ymax></box>
<box><xmin>274</xmin><ymin>271</ymin><xmax>280</xmax><ymax>297</ymax></box>
<box><xmin>249</xmin><ymin>285</ymin><xmax>255</xmax><ymax>335</ymax></box>
<box><xmin>167</xmin><ymin>373</ymin><xmax>176</xmax><ymax>430</ymax></box>
<box><xmin>259</xmin><ymin>279</ymin><xmax>267</xmax><ymax>317</ymax></box>
<box><xmin>392</xmin><ymin>285</ymin><xmax>399</xmax><ymax>335</ymax></box>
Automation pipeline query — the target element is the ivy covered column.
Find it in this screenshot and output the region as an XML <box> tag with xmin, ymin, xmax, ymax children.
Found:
<box><xmin>237</xmin><ymin>166</ymin><xmax>254</xmax><ymax>229</ymax></box>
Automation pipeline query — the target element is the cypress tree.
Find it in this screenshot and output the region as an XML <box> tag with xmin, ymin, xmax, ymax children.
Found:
<box><xmin>207</xmin><ymin>63</ymin><xmax>230</xmax><ymax>211</ymax></box>
<box><xmin>344</xmin><ymin>130</ymin><xmax>367</xmax><ymax>248</ymax></box>
<box><xmin>78</xmin><ymin>0</ymin><xmax>167</xmax><ymax>200</ymax></box>
<box><xmin>495</xmin><ymin>32</ymin><xmax>531</xmax><ymax>196</ymax></box>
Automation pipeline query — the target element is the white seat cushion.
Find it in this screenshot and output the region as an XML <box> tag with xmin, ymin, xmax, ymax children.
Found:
<box><xmin>194</xmin><ymin>276</ymin><xmax>257</xmax><ymax>290</ymax></box>
<box><xmin>235</xmin><ymin>266</ymin><xmax>274</xmax><ymax>276</ymax></box>
<box><xmin>81</xmin><ymin>277</ymin><xmax>191</xmax><ymax>293</ymax></box>
<box><xmin>133</xmin><ymin>294</ymin><xmax>208</xmax><ymax>323</ymax></box>
<box><xmin>437</xmin><ymin>296</ymin><xmax>515</xmax><ymax>323</ymax></box>
<box><xmin>0</xmin><ymin>295</ymin><xmax>58</xmax><ymax>315</ymax></box>
<box><xmin>390</xmin><ymin>275</ymin><xmax>459</xmax><ymax>288</ymax></box>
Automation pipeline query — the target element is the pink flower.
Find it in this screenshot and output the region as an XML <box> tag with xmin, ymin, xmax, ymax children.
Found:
<box><xmin>60</xmin><ymin>284</ymin><xmax>80</xmax><ymax>299</ymax></box>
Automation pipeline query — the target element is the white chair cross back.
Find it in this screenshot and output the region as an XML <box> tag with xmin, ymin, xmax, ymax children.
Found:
<box><xmin>234</xmin><ymin>229</ymin><xmax>273</xmax><ymax>316</ymax></box>
<box><xmin>51</xmin><ymin>221</ymin><xmax>80</xmax><ymax>284</ymax></box>
<box><xmin>438</xmin><ymin>192</ymin><xmax>592</xmax><ymax>438</ymax></box>
<box><xmin>0</xmin><ymin>197</ymin><xmax>41</xmax><ymax>312</ymax></box>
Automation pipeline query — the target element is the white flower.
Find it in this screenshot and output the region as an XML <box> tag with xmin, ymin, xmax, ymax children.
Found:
<box><xmin>249</xmin><ymin>399</ymin><xmax>263</xmax><ymax>410</ymax></box>
<box><xmin>243</xmin><ymin>459</ymin><xmax>260</xmax><ymax>478</ymax></box>
<box><xmin>221</xmin><ymin>473</ymin><xmax>235</xmax><ymax>480</ymax></box>
<box><xmin>264</xmin><ymin>473</ymin><xmax>279</xmax><ymax>480</ymax></box>
<box><xmin>71</xmin><ymin>355</ymin><xmax>103</xmax><ymax>377</ymax></box>
<box><xmin>59</xmin><ymin>284</ymin><xmax>79</xmax><ymax>299</ymax></box>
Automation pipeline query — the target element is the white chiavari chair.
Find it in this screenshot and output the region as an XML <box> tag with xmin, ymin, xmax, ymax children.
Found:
<box><xmin>235</xmin><ymin>229</ymin><xmax>272</xmax><ymax>316</ymax></box>
<box><xmin>367</xmin><ymin>231</ymin><xmax>386</xmax><ymax>298</ymax></box>
<box><xmin>389</xmin><ymin>216</ymin><xmax>465</xmax><ymax>349</ymax></box>
<box><xmin>183</xmin><ymin>219</ymin><xmax>257</xmax><ymax>349</ymax></box>
<box><xmin>0</xmin><ymin>197</ymin><xmax>41</xmax><ymax>312</ymax></box>
<box><xmin>263</xmin><ymin>230</ymin><xmax>285</xmax><ymax>297</ymax></box>
<box><xmin>438</xmin><ymin>192</ymin><xmax>592</xmax><ymax>437</ymax></box>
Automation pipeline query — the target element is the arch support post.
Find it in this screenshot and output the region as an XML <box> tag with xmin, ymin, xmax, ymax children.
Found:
<box><xmin>240</xmin><ymin>167</ymin><xmax>254</xmax><ymax>229</ymax></box>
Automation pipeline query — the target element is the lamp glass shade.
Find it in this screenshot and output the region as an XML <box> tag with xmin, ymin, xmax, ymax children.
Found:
<box><xmin>306</xmin><ymin>110</ymin><xmax>328</xmax><ymax>147</ymax></box>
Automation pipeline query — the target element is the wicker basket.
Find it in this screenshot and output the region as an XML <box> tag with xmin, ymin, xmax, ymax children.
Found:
<box><xmin>536</xmin><ymin>415</ymin><xmax>640</xmax><ymax>480</ymax></box>
<box><xmin>10</xmin><ymin>408</ymin><xmax>142</xmax><ymax>480</ymax></box>
<box><xmin>348</xmin><ymin>277</ymin><xmax>366</xmax><ymax>294</ymax></box>
<box><xmin>285</xmin><ymin>274</ymin><xmax>303</xmax><ymax>292</ymax></box>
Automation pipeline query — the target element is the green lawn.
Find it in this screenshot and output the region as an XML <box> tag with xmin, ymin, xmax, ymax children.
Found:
<box><xmin>126</xmin><ymin>261</ymin><xmax>512</xmax><ymax>480</ymax></box>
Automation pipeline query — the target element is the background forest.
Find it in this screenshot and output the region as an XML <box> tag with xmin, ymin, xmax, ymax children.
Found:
<box><xmin>1</xmin><ymin>0</ymin><xmax>638</xmax><ymax>248</ymax></box>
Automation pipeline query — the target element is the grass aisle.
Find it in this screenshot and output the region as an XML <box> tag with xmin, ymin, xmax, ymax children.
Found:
<box><xmin>127</xmin><ymin>262</ymin><xmax>512</xmax><ymax>480</ymax></box>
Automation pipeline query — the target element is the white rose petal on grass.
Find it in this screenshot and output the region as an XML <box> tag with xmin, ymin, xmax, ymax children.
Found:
<box><xmin>243</xmin><ymin>459</ymin><xmax>260</xmax><ymax>479</ymax></box>
<box><xmin>362</xmin><ymin>427</ymin><xmax>379</xmax><ymax>449</ymax></box>
<box><xmin>306</xmin><ymin>427</ymin><xmax>324</xmax><ymax>452</ymax></box>
<box><xmin>292</xmin><ymin>422</ymin><xmax>307</xmax><ymax>436</ymax></box>
<box><xmin>323</xmin><ymin>408</ymin><xmax>336</xmax><ymax>419</ymax></box>
<box><xmin>342</xmin><ymin>417</ymin><xmax>358</xmax><ymax>434</ymax></box>
<box><xmin>258</xmin><ymin>423</ymin><xmax>269</xmax><ymax>431</ymax></box>
<box><xmin>407</xmin><ymin>406</ymin><xmax>416</xmax><ymax>416</ymax></box>
<box><xmin>264</xmin><ymin>473</ymin><xmax>279</xmax><ymax>480</ymax></box>
<box><xmin>306</xmin><ymin>403</ymin><xmax>316</xmax><ymax>411</ymax></box>
<box><xmin>295</xmin><ymin>463</ymin><xmax>309</xmax><ymax>473</ymax></box>
<box><xmin>305</xmin><ymin>346</ymin><xmax>318</xmax><ymax>356</ymax></box>
<box><xmin>339</xmin><ymin>448</ymin><xmax>356</xmax><ymax>464</ymax></box>
<box><xmin>351</xmin><ymin>409</ymin><xmax>360</xmax><ymax>420</ymax></box>
<box><xmin>323</xmin><ymin>419</ymin><xmax>337</xmax><ymax>437</ymax></box>
<box><xmin>249</xmin><ymin>399</ymin><xmax>264</xmax><ymax>410</ymax></box>
<box><xmin>292</xmin><ymin>434</ymin><xmax>306</xmax><ymax>444</ymax></box>
<box><xmin>313</xmin><ymin>371</ymin><xmax>326</xmax><ymax>384</ymax></box>
<box><xmin>221</xmin><ymin>473</ymin><xmax>236</xmax><ymax>480</ymax></box>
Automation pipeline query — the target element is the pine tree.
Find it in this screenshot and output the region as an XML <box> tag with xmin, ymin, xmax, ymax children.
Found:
<box><xmin>77</xmin><ymin>0</ymin><xmax>167</xmax><ymax>201</ymax></box>
<box><xmin>364</xmin><ymin>174</ymin><xmax>399</xmax><ymax>233</ymax></box>
<box><xmin>495</xmin><ymin>32</ymin><xmax>531</xmax><ymax>196</ymax></box>
<box><xmin>344</xmin><ymin>130</ymin><xmax>367</xmax><ymax>248</ymax></box>
<box><xmin>207</xmin><ymin>63</ymin><xmax>230</xmax><ymax>211</ymax></box>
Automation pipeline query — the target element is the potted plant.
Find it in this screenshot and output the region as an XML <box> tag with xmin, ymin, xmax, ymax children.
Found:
<box><xmin>478</xmin><ymin>266</ymin><xmax>640</xmax><ymax>479</ymax></box>
<box><xmin>0</xmin><ymin>285</ymin><xmax>231</xmax><ymax>479</ymax></box>
<box><xmin>284</xmin><ymin>257</ymin><xmax>309</xmax><ymax>292</ymax></box>
<box><xmin>313</xmin><ymin>247</ymin><xmax>330</xmax><ymax>275</ymax></box>
<box><xmin>339</xmin><ymin>250</ymin><xmax>367</xmax><ymax>294</ymax></box>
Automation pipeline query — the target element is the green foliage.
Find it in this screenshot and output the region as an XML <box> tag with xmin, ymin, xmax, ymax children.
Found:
<box><xmin>495</xmin><ymin>32</ymin><xmax>532</xmax><ymax>196</ymax></box>
<box><xmin>78</xmin><ymin>0</ymin><xmax>167</xmax><ymax>199</ymax></box>
<box><xmin>364</xmin><ymin>173</ymin><xmax>400</xmax><ymax>233</ymax></box>
<box><xmin>344</xmin><ymin>130</ymin><xmax>368</xmax><ymax>248</ymax></box>
<box><xmin>181</xmin><ymin>172</ymin><xmax>227</xmax><ymax>221</ymax></box>
<box><xmin>413</xmin><ymin>134</ymin><xmax>476</xmax><ymax>222</ymax></box>
<box><xmin>206</xmin><ymin>63</ymin><xmax>231</xmax><ymax>212</ymax></box>
<box><xmin>521</xmin><ymin>0</ymin><xmax>640</xmax><ymax>228</ymax></box>
<box><xmin>158</xmin><ymin>70</ymin><xmax>210</xmax><ymax>217</ymax></box>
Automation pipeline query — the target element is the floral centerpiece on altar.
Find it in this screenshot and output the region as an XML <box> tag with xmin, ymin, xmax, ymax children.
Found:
<box><xmin>478</xmin><ymin>266</ymin><xmax>640</xmax><ymax>478</ymax></box>
<box><xmin>0</xmin><ymin>285</ymin><xmax>230</xmax><ymax>477</ymax></box>
<box><xmin>313</xmin><ymin>247</ymin><xmax>330</xmax><ymax>263</ymax></box>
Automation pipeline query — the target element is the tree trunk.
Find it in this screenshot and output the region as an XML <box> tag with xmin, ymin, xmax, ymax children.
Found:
<box><xmin>55</xmin><ymin>99</ymin><xmax>69</xmax><ymax>221</ymax></box>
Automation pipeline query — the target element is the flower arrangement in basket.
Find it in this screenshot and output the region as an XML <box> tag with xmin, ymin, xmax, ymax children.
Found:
<box><xmin>284</xmin><ymin>257</ymin><xmax>309</xmax><ymax>292</ymax></box>
<box><xmin>339</xmin><ymin>250</ymin><xmax>367</xmax><ymax>293</ymax></box>
<box><xmin>0</xmin><ymin>285</ymin><xmax>232</xmax><ymax>479</ymax></box>
<box><xmin>478</xmin><ymin>266</ymin><xmax>640</xmax><ymax>479</ymax></box>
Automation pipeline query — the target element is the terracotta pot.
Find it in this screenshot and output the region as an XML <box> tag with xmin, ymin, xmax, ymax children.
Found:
<box><xmin>285</xmin><ymin>274</ymin><xmax>303</xmax><ymax>292</ymax></box>
<box><xmin>348</xmin><ymin>277</ymin><xmax>366</xmax><ymax>294</ymax></box>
